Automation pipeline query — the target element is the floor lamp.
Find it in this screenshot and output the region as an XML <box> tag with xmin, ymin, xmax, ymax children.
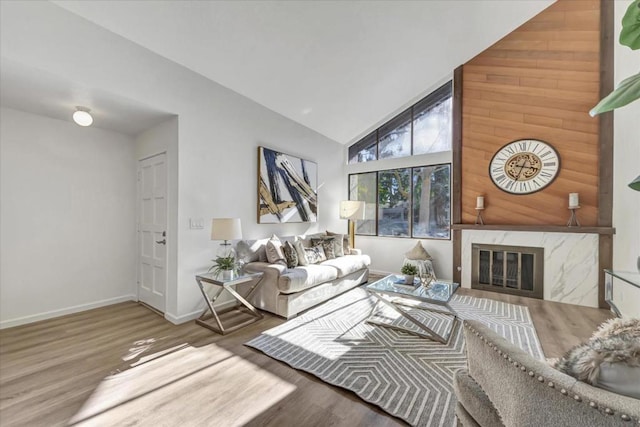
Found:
<box><xmin>339</xmin><ymin>200</ymin><xmax>366</xmax><ymax>249</ymax></box>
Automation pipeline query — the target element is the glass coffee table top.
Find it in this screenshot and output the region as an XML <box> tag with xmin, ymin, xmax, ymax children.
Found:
<box><xmin>366</xmin><ymin>274</ymin><xmax>460</xmax><ymax>304</ymax></box>
<box><xmin>365</xmin><ymin>274</ymin><xmax>460</xmax><ymax>343</ymax></box>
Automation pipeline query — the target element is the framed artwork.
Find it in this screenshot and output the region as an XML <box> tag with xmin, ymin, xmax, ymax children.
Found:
<box><xmin>258</xmin><ymin>146</ymin><xmax>318</xmax><ymax>223</ymax></box>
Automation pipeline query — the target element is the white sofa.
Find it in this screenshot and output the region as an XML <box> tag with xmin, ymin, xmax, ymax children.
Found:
<box><xmin>237</xmin><ymin>235</ymin><xmax>371</xmax><ymax>318</ymax></box>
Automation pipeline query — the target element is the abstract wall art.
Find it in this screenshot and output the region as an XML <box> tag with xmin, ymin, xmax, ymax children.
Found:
<box><xmin>258</xmin><ymin>147</ymin><xmax>318</xmax><ymax>223</ymax></box>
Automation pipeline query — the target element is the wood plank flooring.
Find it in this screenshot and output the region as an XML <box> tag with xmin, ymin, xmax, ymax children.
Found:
<box><xmin>0</xmin><ymin>288</ymin><xmax>612</xmax><ymax>427</ymax></box>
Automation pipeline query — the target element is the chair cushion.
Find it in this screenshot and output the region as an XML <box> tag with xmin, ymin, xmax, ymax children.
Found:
<box><xmin>320</xmin><ymin>254</ymin><xmax>371</xmax><ymax>278</ymax></box>
<box><xmin>278</xmin><ymin>265</ymin><xmax>339</xmax><ymax>294</ymax></box>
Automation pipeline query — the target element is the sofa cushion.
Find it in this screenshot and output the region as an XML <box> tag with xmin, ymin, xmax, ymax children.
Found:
<box><xmin>453</xmin><ymin>369</ymin><xmax>503</xmax><ymax>427</ymax></box>
<box><xmin>320</xmin><ymin>254</ymin><xmax>371</xmax><ymax>278</ymax></box>
<box><xmin>278</xmin><ymin>264</ymin><xmax>339</xmax><ymax>294</ymax></box>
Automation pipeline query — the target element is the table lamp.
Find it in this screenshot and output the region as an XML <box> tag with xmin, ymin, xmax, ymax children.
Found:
<box><xmin>211</xmin><ymin>218</ymin><xmax>242</xmax><ymax>258</ymax></box>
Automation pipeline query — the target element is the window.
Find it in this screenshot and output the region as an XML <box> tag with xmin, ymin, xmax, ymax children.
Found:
<box><xmin>349</xmin><ymin>164</ymin><xmax>451</xmax><ymax>239</ymax></box>
<box><xmin>347</xmin><ymin>81</ymin><xmax>453</xmax><ymax>240</ymax></box>
<box><xmin>348</xmin><ymin>81</ymin><xmax>452</xmax><ymax>164</ymax></box>
<box><xmin>412</xmin><ymin>164</ymin><xmax>451</xmax><ymax>238</ymax></box>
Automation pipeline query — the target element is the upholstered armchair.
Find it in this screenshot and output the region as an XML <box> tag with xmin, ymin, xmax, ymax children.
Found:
<box><xmin>454</xmin><ymin>320</ymin><xmax>640</xmax><ymax>426</ymax></box>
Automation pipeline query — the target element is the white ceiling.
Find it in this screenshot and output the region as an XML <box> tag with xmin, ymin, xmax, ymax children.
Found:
<box><xmin>0</xmin><ymin>59</ymin><xmax>175</xmax><ymax>136</ymax></box>
<box><xmin>50</xmin><ymin>0</ymin><xmax>553</xmax><ymax>144</ymax></box>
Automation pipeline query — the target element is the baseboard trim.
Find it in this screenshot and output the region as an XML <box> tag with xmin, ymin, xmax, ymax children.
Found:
<box><xmin>0</xmin><ymin>294</ymin><xmax>137</xmax><ymax>329</ymax></box>
<box><xmin>164</xmin><ymin>300</ymin><xmax>243</xmax><ymax>325</ymax></box>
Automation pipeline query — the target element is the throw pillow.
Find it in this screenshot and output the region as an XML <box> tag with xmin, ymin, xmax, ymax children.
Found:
<box><xmin>553</xmin><ymin>318</ymin><xmax>640</xmax><ymax>399</ymax></box>
<box><xmin>292</xmin><ymin>238</ymin><xmax>309</xmax><ymax>266</ymax></box>
<box><xmin>404</xmin><ymin>241</ymin><xmax>432</xmax><ymax>260</ymax></box>
<box><xmin>311</xmin><ymin>237</ymin><xmax>336</xmax><ymax>260</ymax></box>
<box><xmin>235</xmin><ymin>240</ymin><xmax>258</xmax><ymax>264</ymax></box>
<box><xmin>282</xmin><ymin>241</ymin><xmax>299</xmax><ymax>268</ymax></box>
<box><xmin>265</xmin><ymin>235</ymin><xmax>286</xmax><ymax>265</ymax></box>
<box><xmin>304</xmin><ymin>245</ymin><xmax>327</xmax><ymax>264</ymax></box>
<box><xmin>326</xmin><ymin>230</ymin><xmax>350</xmax><ymax>254</ymax></box>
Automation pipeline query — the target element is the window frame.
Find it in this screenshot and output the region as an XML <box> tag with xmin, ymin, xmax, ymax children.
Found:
<box><xmin>348</xmin><ymin>162</ymin><xmax>451</xmax><ymax>241</ymax></box>
<box><xmin>348</xmin><ymin>81</ymin><xmax>452</xmax><ymax>164</ymax></box>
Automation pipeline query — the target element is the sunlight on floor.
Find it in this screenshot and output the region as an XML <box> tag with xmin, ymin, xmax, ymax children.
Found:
<box><xmin>69</xmin><ymin>342</ymin><xmax>296</xmax><ymax>426</ymax></box>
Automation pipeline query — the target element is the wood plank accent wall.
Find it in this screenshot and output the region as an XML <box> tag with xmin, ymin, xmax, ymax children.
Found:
<box><xmin>461</xmin><ymin>0</ymin><xmax>601</xmax><ymax>226</ymax></box>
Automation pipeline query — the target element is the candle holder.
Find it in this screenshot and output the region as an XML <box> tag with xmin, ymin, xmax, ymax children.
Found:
<box><xmin>567</xmin><ymin>206</ymin><xmax>581</xmax><ymax>227</ymax></box>
<box><xmin>475</xmin><ymin>207</ymin><xmax>485</xmax><ymax>225</ymax></box>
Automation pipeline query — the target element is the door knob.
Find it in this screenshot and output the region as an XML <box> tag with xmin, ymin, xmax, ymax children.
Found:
<box><xmin>156</xmin><ymin>239</ymin><xmax>166</xmax><ymax>245</ymax></box>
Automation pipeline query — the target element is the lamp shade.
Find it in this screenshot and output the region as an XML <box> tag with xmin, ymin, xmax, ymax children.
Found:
<box><xmin>629</xmin><ymin>175</ymin><xmax>640</xmax><ymax>191</ymax></box>
<box><xmin>210</xmin><ymin>218</ymin><xmax>242</xmax><ymax>241</ymax></box>
<box><xmin>339</xmin><ymin>200</ymin><xmax>365</xmax><ymax>220</ymax></box>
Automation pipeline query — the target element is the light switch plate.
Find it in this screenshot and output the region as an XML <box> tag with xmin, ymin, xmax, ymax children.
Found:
<box><xmin>189</xmin><ymin>218</ymin><xmax>205</xmax><ymax>229</ymax></box>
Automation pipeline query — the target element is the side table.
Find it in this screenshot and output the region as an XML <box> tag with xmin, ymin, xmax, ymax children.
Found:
<box><xmin>195</xmin><ymin>271</ymin><xmax>264</xmax><ymax>334</ymax></box>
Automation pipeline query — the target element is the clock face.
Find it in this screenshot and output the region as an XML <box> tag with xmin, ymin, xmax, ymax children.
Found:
<box><xmin>489</xmin><ymin>139</ymin><xmax>560</xmax><ymax>194</ymax></box>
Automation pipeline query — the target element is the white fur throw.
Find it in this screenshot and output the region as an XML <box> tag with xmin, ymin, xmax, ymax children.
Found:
<box><xmin>554</xmin><ymin>318</ymin><xmax>640</xmax><ymax>397</ymax></box>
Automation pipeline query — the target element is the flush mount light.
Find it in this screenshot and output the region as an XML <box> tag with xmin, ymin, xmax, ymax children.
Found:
<box><xmin>73</xmin><ymin>107</ymin><xmax>93</xmax><ymax>127</ymax></box>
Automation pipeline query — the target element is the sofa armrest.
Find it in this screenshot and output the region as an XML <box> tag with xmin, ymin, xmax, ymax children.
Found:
<box><xmin>243</xmin><ymin>261</ymin><xmax>286</xmax><ymax>275</ymax></box>
<box><xmin>463</xmin><ymin>320</ymin><xmax>640</xmax><ymax>426</ymax></box>
<box><xmin>348</xmin><ymin>248</ymin><xmax>362</xmax><ymax>255</ymax></box>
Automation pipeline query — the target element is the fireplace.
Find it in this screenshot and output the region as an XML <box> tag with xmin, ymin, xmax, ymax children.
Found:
<box><xmin>471</xmin><ymin>244</ymin><xmax>544</xmax><ymax>299</ymax></box>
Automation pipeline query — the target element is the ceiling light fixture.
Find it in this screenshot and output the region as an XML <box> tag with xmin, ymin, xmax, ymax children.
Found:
<box><xmin>73</xmin><ymin>107</ymin><xmax>93</xmax><ymax>127</ymax></box>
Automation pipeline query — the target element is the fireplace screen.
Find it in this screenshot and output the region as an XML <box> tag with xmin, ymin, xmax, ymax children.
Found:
<box><xmin>472</xmin><ymin>244</ymin><xmax>543</xmax><ymax>299</ymax></box>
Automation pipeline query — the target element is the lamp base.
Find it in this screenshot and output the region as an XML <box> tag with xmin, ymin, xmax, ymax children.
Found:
<box><xmin>217</xmin><ymin>241</ymin><xmax>235</xmax><ymax>259</ymax></box>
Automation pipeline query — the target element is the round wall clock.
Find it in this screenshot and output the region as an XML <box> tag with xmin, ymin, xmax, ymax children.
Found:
<box><xmin>489</xmin><ymin>139</ymin><xmax>560</xmax><ymax>194</ymax></box>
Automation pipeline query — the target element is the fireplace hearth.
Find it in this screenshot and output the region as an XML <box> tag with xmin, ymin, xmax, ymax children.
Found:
<box><xmin>471</xmin><ymin>243</ymin><xmax>543</xmax><ymax>299</ymax></box>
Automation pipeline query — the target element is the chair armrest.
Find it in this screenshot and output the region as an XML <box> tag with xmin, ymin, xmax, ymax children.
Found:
<box><xmin>464</xmin><ymin>320</ymin><xmax>640</xmax><ymax>426</ymax></box>
<box><xmin>348</xmin><ymin>248</ymin><xmax>362</xmax><ymax>255</ymax></box>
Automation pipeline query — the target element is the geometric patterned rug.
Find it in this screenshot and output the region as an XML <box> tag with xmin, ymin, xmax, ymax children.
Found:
<box><xmin>246</xmin><ymin>287</ymin><xmax>544</xmax><ymax>426</ymax></box>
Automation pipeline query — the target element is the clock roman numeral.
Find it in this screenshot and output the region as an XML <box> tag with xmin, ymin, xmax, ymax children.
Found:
<box><xmin>519</xmin><ymin>142</ymin><xmax>527</xmax><ymax>151</ymax></box>
<box><xmin>491</xmin><ymin>166</ymin><xmax>503</xmax><ymax>174</ymax></box>
<box><xmin>540</xmin><ymin>171</ymin><xmax>552</xmax><ymax>179</ymax></box>
<box><xmin>505</xmin><ymin>146</ymin><xmax>515</xmax><ymax>155</ymax></box>
<box><xmin>543</xmin><ymin>162</ymin><xmax>556</xmax><ymax>167</ymax></box>
<box><xmin>540</xmin><ymin>150</ymin><xmax>552</xmax><ymax>159</ymax></box>
<box><xmin>494</xmin><ymin>174</ymin><xmax>507</xmax><ymax>184</ymax></box>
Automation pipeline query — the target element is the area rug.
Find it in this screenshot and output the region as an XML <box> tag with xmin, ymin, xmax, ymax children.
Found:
<box><xmin>246</xmin><ymin>287</ymin><xmax>544</xmax><ymax>426</ymax></box>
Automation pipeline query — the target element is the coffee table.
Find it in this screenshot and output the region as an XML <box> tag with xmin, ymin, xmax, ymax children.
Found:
<box><xmin>365</xmin><ymin>274</ymin><xmax>460</xmax><ymax>343</ymax></box>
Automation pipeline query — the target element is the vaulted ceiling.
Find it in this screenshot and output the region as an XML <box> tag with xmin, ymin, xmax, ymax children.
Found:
<box><xmin>5</xmin><ymin>1</ymin><xmax>553</xmax><ymax>142</ymax></box>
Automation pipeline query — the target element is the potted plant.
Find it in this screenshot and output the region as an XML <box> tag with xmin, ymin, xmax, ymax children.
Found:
<box><xmin>208</xmin><ymin>255</ymin><xmax>237</xmax><ymax>280</ymax></box>
<box><xmin>401</xmin><ymin>264</ymin><xmax>418</xmax><ymax>285</ymax></box>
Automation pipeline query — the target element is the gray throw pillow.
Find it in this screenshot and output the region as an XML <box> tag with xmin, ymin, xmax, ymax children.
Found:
<box><xmin>327</xmin><ymin>230</ymin><xmax>350</xmax><ymax>254</ymax></box>
<box><xmin>282</xmin><ymin>241</ymin><xmax>298</xmax><ymax>269</ymax></box>
<box><xmin>311</xmin><ymin>237</ymin><xmax>336</xmax><ymax>260</ymax></box>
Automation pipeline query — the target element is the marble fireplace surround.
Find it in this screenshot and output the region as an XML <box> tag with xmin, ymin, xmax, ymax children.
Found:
<box><xmin>461</xmin><ymin>230</ymin><xmax>599</xmax><ymax>308</ymax></box>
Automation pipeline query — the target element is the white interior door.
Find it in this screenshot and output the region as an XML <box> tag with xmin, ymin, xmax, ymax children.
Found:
<box><xmin>138</xmin><ymin>152</ymin><xmax>167</xmax><ymax>313</ymax></box>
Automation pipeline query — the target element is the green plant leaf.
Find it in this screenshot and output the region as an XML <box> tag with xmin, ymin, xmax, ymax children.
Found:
<box><xmin>590</xmin><ymin>72</ymin><xmax>640</xmax><ymax>116</ymax></box>
<box><xmin>620</xmin><ymin>0</ymin><xmax>640</xmax><ymax>50</ymax></box>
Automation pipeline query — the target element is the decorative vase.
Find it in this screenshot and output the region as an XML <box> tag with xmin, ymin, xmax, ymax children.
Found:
<box><xmin>404</xmin><ymin>275</ymin><xmax>415</xmax><ymax>285</ymax></box>
<box><xmin>222</xmin><ymin>269</ymin><xmax>234</xmax><ymax>280</ymax></box>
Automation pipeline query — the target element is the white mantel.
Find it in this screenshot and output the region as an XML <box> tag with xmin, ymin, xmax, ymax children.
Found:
<box><xmin>461</xmin><ymin>230</ymin><xmax>599</xmax><ymax>308</ymax></box>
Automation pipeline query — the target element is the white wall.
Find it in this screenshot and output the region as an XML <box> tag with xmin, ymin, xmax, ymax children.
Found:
<box><xmin>611</xmin><ymin>0</ymin><xmax>640</xmax><ymax>318</ymax></box>
<box><xmin>0</xmin><ymin>2</ymin><xmax>346</xmax><ymax>324</ymax></box>
<box><xmin>0</xmin><ymin>107</ymin><xmax>137</xmax><ymax>328</ymax></box>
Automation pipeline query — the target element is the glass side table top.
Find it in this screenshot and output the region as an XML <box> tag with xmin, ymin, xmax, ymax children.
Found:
<box><xmin>604</xmin><ymin>269</ymin><xmax>640</xmax><ymax>289</ymax></box>
<box><xmin>196</xmin><ymin>271</ymin><xmax>262</xmax><ymax>285</ymax></box>
<box><xmin>366</xmin><ymin>274</ymin><xmax>460</xmax><ymax>304</ymax></box>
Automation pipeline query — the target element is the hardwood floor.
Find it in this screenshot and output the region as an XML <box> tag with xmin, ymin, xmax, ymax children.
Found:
<box><xmin>0</xmin><ymin>289</ymin><xmax>612</xmax><ymax>427</ymax></box>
